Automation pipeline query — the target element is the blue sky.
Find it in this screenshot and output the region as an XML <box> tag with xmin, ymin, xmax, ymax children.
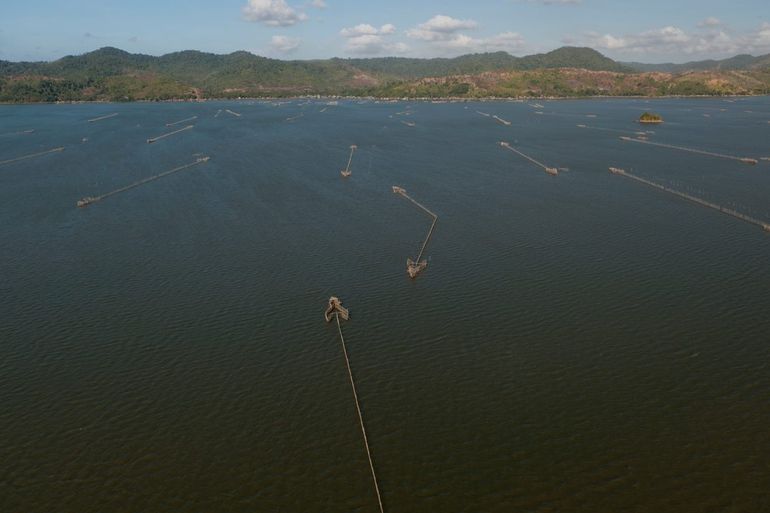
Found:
<box><xmin>1</xmin><ymin>0</ymin><xmax>769</xmax><ymax>63</ymax></box>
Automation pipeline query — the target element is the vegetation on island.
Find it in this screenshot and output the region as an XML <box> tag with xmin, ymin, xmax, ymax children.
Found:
<box><xmin>639</xmin><ymin>112</ymin><xmax>664</xmax><ymax>123</ymax></box>
<box><xmin>1</xmin><ymin>46</ymin><xmax>770</xmax><ymax>103</ymax></box>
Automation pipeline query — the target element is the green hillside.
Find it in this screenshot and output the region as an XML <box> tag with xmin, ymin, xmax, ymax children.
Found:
<box><xmin>516</xmin><ymin>47</ymin><xmax>630</xmax><ymax>72</ymax></box>
<box><xmin>1</xmin><ymin>46</ymin><xmax>769</xmax><ymax>102</ymax></box>
<box><xmin>624</xmin><ymin>53</ymin><xmax>770</xmax><ymax>73</ymax></box>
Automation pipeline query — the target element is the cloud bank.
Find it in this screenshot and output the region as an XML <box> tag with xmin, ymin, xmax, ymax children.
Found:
<box><xmin>571</xmin><ymin>22</ymin><xmax>770</xmax><ymax>58</ymax></box>
<box><xmin>242</xmin><ymin>0</ymin><xmax>307</xmax><ymax>26</ymax></box>
<box><xmin>340</xmin><ymin>23</ymin><xmax>407</xmax><ymax>55</ymax></box>
<box><xmin>406</xmin><ymin>15</ymin><xmax>526</xmax><ymax>55</ymax></box>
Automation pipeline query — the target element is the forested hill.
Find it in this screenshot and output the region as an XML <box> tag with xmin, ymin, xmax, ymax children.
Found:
<box><xmin>1</xmin><ymin>46</ymin><xmax>769</xmax><ymax>102</ymax></box>
<box><xmin>624</xmin><ymin>53</ymin><xmax>770</xmax><ymax>73</ymax></box>
<box><xmin>0</xmin><ymin>46</ymin><xmax>631</xmax><ymax>101</ymax></box>
<box><xmin>340</xmin><ymin>47</ymin><xmax>629</xmax><ymax>79</ymax></box>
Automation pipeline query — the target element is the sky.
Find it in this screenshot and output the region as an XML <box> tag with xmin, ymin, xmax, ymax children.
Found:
<box><xmin>1</xmin><ymin>0</ymin><xmax>769</xmax><ymax>63</ymax></box>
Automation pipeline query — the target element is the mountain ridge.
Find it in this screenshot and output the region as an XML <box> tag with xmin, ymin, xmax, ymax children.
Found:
<box><xmin>2</xmin><ymin>46</ymin><xmax>770</xmax><ymax>102</ymax></box>
<box><xmin>623</xmin><ymin>53</ymin><xmax>770</xmax><ymax>73</ymax></box>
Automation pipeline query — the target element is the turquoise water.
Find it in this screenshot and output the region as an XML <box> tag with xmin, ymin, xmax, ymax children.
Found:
<box><xmin>1</xmin><ymin>98</ymin><xmax>769</xmax><ymax>512</ymax></box>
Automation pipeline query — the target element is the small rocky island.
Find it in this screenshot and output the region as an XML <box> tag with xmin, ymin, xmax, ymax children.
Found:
<box><xmin>639</xmin><ymin>112</ymin><xmax>664</xmax><ymax>124</ymax></box>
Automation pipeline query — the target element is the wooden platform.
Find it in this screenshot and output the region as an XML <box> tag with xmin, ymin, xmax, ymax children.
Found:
<box><xmin>324</xmin><ymin>296</ymin><xmax>349</xmax><ymax>322</ymax></box>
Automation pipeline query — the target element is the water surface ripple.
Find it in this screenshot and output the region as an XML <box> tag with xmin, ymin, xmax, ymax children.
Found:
<box><xmin>1</xmin><ymin>98</ymin><xmax>769</xmax><ymax>512</ymax></box>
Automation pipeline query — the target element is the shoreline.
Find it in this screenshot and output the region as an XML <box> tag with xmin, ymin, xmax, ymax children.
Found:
<box><xmin>1</xmin><ymin>93</ymin><xmax>767</xmax><ymax>107</ymax></box>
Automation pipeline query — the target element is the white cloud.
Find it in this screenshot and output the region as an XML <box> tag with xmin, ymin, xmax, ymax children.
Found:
<box><xmin>407</xmin><ymin>15</ymin><xmax>478</xmax><ymax>41</ymax></box>
<box><xmin>340</xmin><ymin>23</ymin><xmax>407</xmax><ymax>55</ymax></box>
<box><xmin>441</xmin><ymin>34</ymin><xmax>477</xmax><ymax>50</ymax></box>
<box><xmin>580</xmin><ymin>26</ymin><xmax>713</xmax><ymax>54</ymax></box>
<box><xmin>698</xmin><ymin>17</ymin><xmax>722</xmax><ymax>28</ymax></box>
<box><xmin>310</xmin><ymin>0</ymin><xmax>327</xmax><ymax>7</ymax></box>
<box><xmin>406</xmin><ymin>15</ymin><xmax>525</xmax><ymax>56</ymax></box>
<box><xmin>340</xmin><ymin>24</ymin><xmax>382</xmax><ymax>37</ymax></box>
<box><xmin>586</xmin><ymin>32</ymin><xmax>627</xmax><ymax>50</ymax></box>
<box><xmin>432</xmin><ymin>32</ymin><xmax>527</xmax><ymax>53</ymax></box>
<box><xmin>242</xmin><ymin>0</ymin><xmax>307</xmax><ymax>26</ymax></box>
<box><xmin>270</xmin><ymin>35</ymin><xmax>301</xmax><ymax>53</ymax></box>
<box><xmin>379</xmin><ymin>23</ymin><xmax>396</xmax><ymax>35</ymax></box>
<box><xmin>573</xmin><ymin>21</ymin><xmax>770</xmax><ymax>59</ymax></box>
<box><xmin>756</xmin><ymin>22</ymin><xmax>770</xmax><ymax>46</ymax></box>
<box><xmin>485</xmin><ymin>32</ymin><xmax>526</xmax><ymax>51</ymax></box>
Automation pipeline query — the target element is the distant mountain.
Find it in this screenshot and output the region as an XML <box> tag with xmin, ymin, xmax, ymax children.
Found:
<box><xmin>337</xmin><ymin>52</ymin><xmax>522</xmax><ymax>81</ymax></box>
<box><xmin>624</xmin><ymin>53</ymin><xmax>770</xmax><ymax>73</ymax></box>
<box><xmin>0</xmin><ymin>46</ymin><xmax>630</xmax><ymax>102</ymax></box>
<box><xmin>367</xmin><ymin>68</ymin><xmax>770</xmax><ymax>99</ymax></box>
<box><xmin>340</xmin><ymin>47</ymin><xmax>628</xmax><ymax>80</ymax></box>
<box><xmin>516</xmin><ymin>47</ymin><xmax>630</xmax><ymax>72</ymax></box>
<box><xmin>1</xmin><ymin>46</ymin><xmax>769</xmax><ymax>102</ymax></box>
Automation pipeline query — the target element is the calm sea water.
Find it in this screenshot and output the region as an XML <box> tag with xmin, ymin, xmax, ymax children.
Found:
<box><xmin>1</xmin><ymin>98</ymin><xmax>769</xmax><ymax>513</ymax></box>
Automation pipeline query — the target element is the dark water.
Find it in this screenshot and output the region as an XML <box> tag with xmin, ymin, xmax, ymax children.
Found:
<box><xmin>1</xmin><ymin>98</ymin><xmax>769</xmax><ymax>513</ymax></box>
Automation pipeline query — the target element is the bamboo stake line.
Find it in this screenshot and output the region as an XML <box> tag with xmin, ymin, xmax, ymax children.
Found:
<box><xmin>0</xmin><ymin>129</ymin><xmax>34</xmax><ymax>137</ymax></box>
<box><xmin>147</xmin><ymin>125</ymin><xmax>194</xmax><ymax>144</ymax></box>
<box><xmin>76</xmin><ymin>157</ymin><xmax>210</xmax><ymax>207</ymax></box>
<box><xmin>609</xmin><ymin>167</ymin><xmax>770</xmax><ymax>233</ymax></box>
<box><xmin>492</xmin><ymin>115</ymin><xmax>512</xmax><ymax>126</ymax></box>
<box><xmin>392</xmin><ymin>186</ymin><xmax>438</xmax><ymax>278</ymax></box>
<box><xmin>499</xmin><ymin>142</ymin><xmax>558</xmax><ymax>175</ymax></box>
<box><xmin>341</xmin><ymin>145</ymin><xmax>357</xmax><ymax>177</ymax></box>
<box><xmin>166</xmin><ymin>116</ymin><xmax>198</xmax><ymax>127</ymax></box>
<box><xmin>0</xmin><ymin>146</ymin><xmax>64</xmax><ymax>167</ymax></box>
<box><xmin>577</xmin><ymin>124</ymin><xmax>644</xmax><ymax>136</ymax></box>
<box><xmin>416</xmin><ymin>215</ymin><xmax>438</xmax><ymax>264</ymax></box>
<box><xmin>88</xmin><ymin>113</ymin><xmax>119</xmax><ymax>123</ymax></box>
<box><xmin>620</xmin><ymin>136</ymin><xmax>758</xmax><ymax>164</ymax></box>
<box><xmin>326</xmin><ymin>301</ymin><xmax>385</xmax><ymax>513</ymax></box>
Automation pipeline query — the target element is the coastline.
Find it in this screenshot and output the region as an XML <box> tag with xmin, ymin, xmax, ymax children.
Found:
<box><xmin>1</xmin><ymin>93</ymin><xmax>767</xmax><ymax>107</ymax></box>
